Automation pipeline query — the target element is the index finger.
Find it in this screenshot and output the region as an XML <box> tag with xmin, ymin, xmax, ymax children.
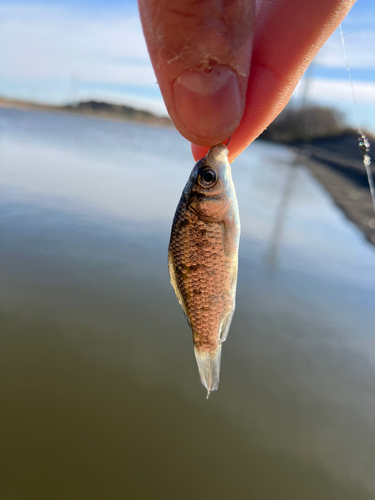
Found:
<box><xmin>192</xmin><ymin>0</ymin><xmax>355</xmax><ymax>162</ymax></box>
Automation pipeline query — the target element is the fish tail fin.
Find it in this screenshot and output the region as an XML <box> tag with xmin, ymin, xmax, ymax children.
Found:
<box><xmin>194</xmin><ymin>345</ymin><xmax>222</xmax><ymax>399</ymax></box>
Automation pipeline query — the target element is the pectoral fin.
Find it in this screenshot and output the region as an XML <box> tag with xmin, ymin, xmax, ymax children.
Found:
<box><xmin>168</xmin><ymin>250</ymin><xmax>191</xmax><ymax>327</ymax></box>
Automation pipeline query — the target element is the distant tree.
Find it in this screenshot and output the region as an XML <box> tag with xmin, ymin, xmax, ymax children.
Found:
<box><xmin>260</xmin><ymin>104</ymin><xmax>347</xmax><ymax>142</ymax></box>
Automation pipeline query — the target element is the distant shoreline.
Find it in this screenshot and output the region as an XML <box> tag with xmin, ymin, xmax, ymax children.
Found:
<box><xmin>0</xmin><ymin>97</ymin><xmax>174</xmax><ymax>129</ymax></box>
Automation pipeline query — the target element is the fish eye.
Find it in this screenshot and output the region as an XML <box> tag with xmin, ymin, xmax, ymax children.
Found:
<box><xmin>198</xmin><ymin>167</ymin><xmax>217</xmax><ymax>188</ymax></box>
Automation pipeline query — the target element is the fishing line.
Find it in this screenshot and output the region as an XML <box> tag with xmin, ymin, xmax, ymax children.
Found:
<box><xmin>339</xmin><ymin>24</ymin><xmax>375</xmax><ymax>212</ymax></box>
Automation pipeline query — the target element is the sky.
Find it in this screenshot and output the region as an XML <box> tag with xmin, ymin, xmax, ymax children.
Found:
<box><xmin>0</xmin><ymin>0</ymin><xmax>374</xmax><ymax>132</ymax></box>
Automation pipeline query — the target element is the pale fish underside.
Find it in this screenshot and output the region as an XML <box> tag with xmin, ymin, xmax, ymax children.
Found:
<box><xmin>168</xmin><ymin>143</ymin><xmax>240</xmax><ymax>397</ymax></box>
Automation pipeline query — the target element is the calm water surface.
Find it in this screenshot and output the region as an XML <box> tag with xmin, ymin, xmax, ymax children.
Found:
<box><xmin>1</xmin><ymin>109</ymin><xmax>375</xmax><ymax>499</ymax></box>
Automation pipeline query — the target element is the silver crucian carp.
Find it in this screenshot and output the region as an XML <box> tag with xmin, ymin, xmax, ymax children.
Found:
<box><xmin>168</xmin><ymin>143</ymin><xmax>240</xmax><ymax>397</ymax></box>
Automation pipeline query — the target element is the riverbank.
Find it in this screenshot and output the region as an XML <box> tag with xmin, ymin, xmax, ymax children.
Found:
<box><xmin>291</xmin><ymin>133</ymin><xmax>375</xmax><ymax>247</ymax></box>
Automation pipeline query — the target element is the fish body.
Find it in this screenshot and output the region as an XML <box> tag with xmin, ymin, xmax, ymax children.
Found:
<box><xmin>168</xmin><ymin>143</ymin><xmax>240</xmax><ymax>397</ymax></box>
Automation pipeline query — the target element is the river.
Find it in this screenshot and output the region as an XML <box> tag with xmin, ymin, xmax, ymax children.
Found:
<box><xmin>1</xmin><ymin>108</ymin><xmax>375</xmax><ymax>500</ymax></box>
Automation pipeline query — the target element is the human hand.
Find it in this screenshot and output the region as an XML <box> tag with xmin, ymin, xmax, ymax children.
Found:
<box><xmin>138</xmin><ymin>0</ymin><xmax>354</xmax><ymax>162</ymax></box>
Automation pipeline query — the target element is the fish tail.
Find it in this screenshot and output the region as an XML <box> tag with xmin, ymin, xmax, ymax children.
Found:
<box><xmin>194</xmin><ymin>345</ymin><xmax>222</xmax><ymax>399</ymax></box>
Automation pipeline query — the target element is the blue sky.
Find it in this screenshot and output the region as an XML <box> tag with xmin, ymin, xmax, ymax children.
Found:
<box><xmin>0</xmin><ymin>0</ymin><xmax>374</xmax><ymax>132</ymax></box>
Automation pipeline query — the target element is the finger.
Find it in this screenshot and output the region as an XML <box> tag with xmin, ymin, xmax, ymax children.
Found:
<box><xmin>138</xmin><ymin>0</ymin><xmax>256</xmax><ymax>147</ymax></box>
<box><xmin>192</xmin><ymin>0</ymin><xmax>355</xmax><ymax>163</ymax></box>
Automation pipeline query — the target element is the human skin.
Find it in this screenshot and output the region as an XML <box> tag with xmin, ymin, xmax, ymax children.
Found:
<box><xmin>138</xmin><ymin>0</ymin><xmax>355</xmax><ymax>162</ymax></box>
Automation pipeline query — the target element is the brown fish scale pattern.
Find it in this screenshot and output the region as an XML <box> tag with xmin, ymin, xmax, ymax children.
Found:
<box><xmin>169</xmin><ymin>202</ymin><xmax>235</xmax><ymax>353</ymax></box>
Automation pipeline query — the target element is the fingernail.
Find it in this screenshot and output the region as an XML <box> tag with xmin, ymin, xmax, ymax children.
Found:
<box><xmin>173</xmin><ymin>65</ymin><xmax>242</xmax><ymax>140</ymax></box>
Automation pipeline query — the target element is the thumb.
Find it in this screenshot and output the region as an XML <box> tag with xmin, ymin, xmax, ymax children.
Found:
<box><xmin>138</xmin><ymin>0</ymin><xmax>255</xmax><ymax>147</ymax></box>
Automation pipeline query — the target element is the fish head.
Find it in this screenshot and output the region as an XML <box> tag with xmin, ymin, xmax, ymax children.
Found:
<box><xmin>184</xmin><ymin>143</ymin><xmax>233</xmax><ymax>221</ymax></box>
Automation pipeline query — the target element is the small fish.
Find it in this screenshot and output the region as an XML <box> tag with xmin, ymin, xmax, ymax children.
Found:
<box><xmin>168</xmin><ymin>143</ymin><xmax>240</xmax><ymax>397</ymax></box>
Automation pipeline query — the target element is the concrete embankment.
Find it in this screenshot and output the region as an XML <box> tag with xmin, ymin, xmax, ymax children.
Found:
<box><xmin>292</xmin><ymin>133</ymin><xmax>375</xmax><ymax>247</ymax></box>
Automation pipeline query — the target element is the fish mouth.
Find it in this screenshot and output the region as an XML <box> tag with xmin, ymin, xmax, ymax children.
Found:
<box><xmin>205</xmin><ymin>143</ymin><xmax>229</xmax><ymax>162</ymax></box>
<box><xmin>194</xmin><ymin>345</ymin><xmax>222</xmax><ymax>399</ymax></box>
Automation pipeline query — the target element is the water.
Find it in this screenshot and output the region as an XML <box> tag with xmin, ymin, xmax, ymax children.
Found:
<box><xmin>1</xmin><ymin>108</ymin><xmax>375</xmax><ymax>500</ymax></box>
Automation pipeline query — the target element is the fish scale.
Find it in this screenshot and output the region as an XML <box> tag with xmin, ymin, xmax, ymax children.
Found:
<box><xmin>168</xmin><ymin>143</ymin><xmax>240</xmax><ymax>397</ymax></box>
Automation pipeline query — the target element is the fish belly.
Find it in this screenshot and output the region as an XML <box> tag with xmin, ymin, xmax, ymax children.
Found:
<box><xmin>169</xmin><ymin>203</ymin><xmax>236</xmax><ymax>352</ymax></box>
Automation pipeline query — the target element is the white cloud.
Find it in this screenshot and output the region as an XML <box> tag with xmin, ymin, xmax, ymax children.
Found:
<box><xmin>0</xmin><ymin>2</ymin><xmax>156</xmax><ymax>85</ymax></box>
<box><xmin>315</xmin><ymin>28</ymin><xmax>375</xmax><ymax>69</ymax></box>
<box><xmin>293</xmin><ymin>78</ymin><xmax>375</xmax><ymax>105</ymax></box>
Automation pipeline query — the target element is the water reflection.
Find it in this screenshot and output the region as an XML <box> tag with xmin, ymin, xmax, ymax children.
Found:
<box><xmin>265</xmin><ymin>160</ymin><xmax>299</xmax><ymax>270</ymax></box>
<box><xmin>1</xmin><ymin>109</ymin><xmax>375</xmax><ymax>499</ymax></box>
